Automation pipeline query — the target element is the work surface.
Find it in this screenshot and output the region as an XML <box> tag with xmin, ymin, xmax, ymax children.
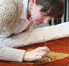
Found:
<box><xmin>0</xmin><ymin>38</ymin><xmax>69</xmax><ymax>66</ymax></box>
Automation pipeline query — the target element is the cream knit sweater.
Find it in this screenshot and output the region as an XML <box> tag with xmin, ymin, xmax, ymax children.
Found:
<box><xmin>0</xmin><ymin>0</ymin><xmax>22</xmax><ymax>37</ymax></box>
<box><xmin>0</xmin><ymin>0</ymin><xmax>33</xmax><ymax>62</ymax></box>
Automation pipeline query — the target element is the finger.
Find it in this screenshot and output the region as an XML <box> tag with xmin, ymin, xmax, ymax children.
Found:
<box><xmin>37</xmin><ymin>51</ymin><xmax>48</xmax><ymax>57</ymax></box>
<box><xmin>46</xmin><ymin>53</ymin><xmax>50</xmax><ymax>58</ymax></box>
<box><xmin>37</xmin><ymin>52</ymin><xmax>45</xmax><ymax>56</ymax></box>
<box><xmin>37</xmin><ymin>49</ymin><xmax>47</xmax><ymax>54</ymax></box>
<box><xmin>36</xmin><ymin>56</ymin><xmax>42</xmax><ymax>60</ymax></box>
<box><xmin>39</xmin><ymin>47</ymin><xmax>50</xmax><ymax>53</ymax></box>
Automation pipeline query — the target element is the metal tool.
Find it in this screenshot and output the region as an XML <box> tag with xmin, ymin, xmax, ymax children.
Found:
<box><xmin>43</xmin><ymin>36</ymin><xmax>51</xmax><ymax>62</ymax></box>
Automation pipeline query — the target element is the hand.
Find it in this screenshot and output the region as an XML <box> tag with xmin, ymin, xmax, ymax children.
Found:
<box><xmin>23</xmin><ymin>46</ymin><xmax>50</xmax><ymax>61</ymax></box>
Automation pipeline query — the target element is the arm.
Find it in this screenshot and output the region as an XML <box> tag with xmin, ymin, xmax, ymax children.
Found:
<box><xmin>0</xmin><ymin>37</ymin><xmax>26</xmax><ymax>62</ymax></box>
<box><xmin>0</xmin><ymin>37</ymin><xmax>50</xmax><ymax>62</ymax></box>
<box><xmin>0</xmin><ymin>44</ymin><xmax>25</xmax><ymax>62</ymax></box>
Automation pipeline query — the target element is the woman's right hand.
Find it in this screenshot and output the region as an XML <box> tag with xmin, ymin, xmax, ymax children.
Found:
<box><xmin>23</xmin><ymin>46</ymin><xmax>50</xmax><ymax>61</ymax></box>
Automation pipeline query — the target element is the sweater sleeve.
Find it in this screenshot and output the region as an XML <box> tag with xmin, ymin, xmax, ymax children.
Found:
<box><xmin>0</xmin><ymin>37</ymin><xmax>26</xmax><ymax>62</ymax></box>
<box><xmin>0</xmin><ymin>45</ymin><xmax>25</xmax><ymax>62</ymax></box>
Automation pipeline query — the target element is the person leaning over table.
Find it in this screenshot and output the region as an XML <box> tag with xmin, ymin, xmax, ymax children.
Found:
<box><xmin>0</xmin><ymin>0</ymin><xmax>64</xmax><ymax>62</ymax></box>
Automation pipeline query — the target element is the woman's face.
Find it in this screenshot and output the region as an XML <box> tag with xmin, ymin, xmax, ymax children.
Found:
<box><xmin>30</xmin><ymin>1</ymin><xmax>52</xmax><ymax>25</ymax></box>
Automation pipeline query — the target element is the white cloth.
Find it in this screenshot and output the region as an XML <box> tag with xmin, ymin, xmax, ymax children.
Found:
<box><xmin>5</xmin><ymin>21</ymin><xmax>69</xmax><ymax>48</ymax></box>
<box><xmin>1</xmin><ymin>21</ymin><xmax>69</xmax><ymax>48</ymax></box>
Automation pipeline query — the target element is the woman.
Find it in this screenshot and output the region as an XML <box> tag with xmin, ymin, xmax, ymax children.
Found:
<box><xmin>0</xmin><ymin>0</ymin><xmax>64</xmax><ymax>62</ymax></box>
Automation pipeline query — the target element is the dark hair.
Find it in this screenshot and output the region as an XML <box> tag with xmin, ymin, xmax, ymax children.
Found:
<box><xmin>36</xmin><ymin>0</ymin><xmax>64</xmax><ymax>19</ymax></box>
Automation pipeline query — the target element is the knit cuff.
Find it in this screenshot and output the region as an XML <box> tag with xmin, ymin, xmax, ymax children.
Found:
<box><xmin>0</xmin><ymin>45</ymin><xmax>26</xmax><ymax>62</ymax></box>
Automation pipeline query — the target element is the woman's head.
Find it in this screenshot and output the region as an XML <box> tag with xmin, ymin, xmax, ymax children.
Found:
<box><xmin>29</xmin><ymin>0</ymin><xmax>64</xmax><ymax>25</ymax></box>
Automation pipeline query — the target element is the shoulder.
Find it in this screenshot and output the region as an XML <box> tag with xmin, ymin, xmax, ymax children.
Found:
<box><xmin>0</xmin><ymin>0</ymin><xmax>22</xmax><ymax>37</ymax></box>
<box><xmin>0</xmin><ymin>0</ymin><xmax>16</xmax><ymax>22</ymax></box>
<box><xmin>0</xmin><ymin>0</ymin><xmax>16</xmax><ymax>35</ymax></box>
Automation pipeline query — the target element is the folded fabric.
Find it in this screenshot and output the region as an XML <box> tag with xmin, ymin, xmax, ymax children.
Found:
<box><xmin>7</xmin><ymin>21</ymin><xmax>69</xmax><ymax>48</ymax></box>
